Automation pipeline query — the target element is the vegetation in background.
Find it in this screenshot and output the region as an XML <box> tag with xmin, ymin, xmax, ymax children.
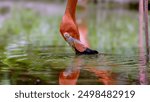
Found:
<box><xmin>0</xmin><ymin>2</ymin><xmax>149</xmax><ymax>85</ymax></box>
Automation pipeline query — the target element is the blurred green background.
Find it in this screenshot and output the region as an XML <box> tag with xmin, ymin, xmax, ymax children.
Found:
<box><xmin>0</xmin><ymin>0</ymin><xmax>150</xmax><ymax>85</ymax></box>
<box><xmin>0</xmin><ymin>0</ymin><xmax>145</xmax><ymax>55</ymax></box>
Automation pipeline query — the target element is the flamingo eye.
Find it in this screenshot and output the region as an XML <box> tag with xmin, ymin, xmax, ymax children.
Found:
<box><xmin>64</xmin><ymin>33</ymin><xmax>70</xmax><ymax>39</ymax></box>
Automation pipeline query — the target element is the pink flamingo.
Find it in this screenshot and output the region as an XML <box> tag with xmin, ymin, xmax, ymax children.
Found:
<box><xmin>59</xmin><ymin>0</ymin><xmax>98</xmax><ymax>55</ymax></box>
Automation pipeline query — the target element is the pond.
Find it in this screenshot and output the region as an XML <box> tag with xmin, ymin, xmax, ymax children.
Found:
<box><xmin>0</xmin><ymin>1</ymin><xmax>150</xmax><ymax>85</ymax></box>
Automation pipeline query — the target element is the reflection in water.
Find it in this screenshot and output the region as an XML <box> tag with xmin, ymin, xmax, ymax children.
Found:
<box><xmin>88</xmin><ymin>68</ymin><xmax>116</xmax><ymax>85</ymax></box>
<box><xmin>59</xmin><ymin>56</ymin><xmax>81</xmax><ymax>85</ymax></box>
<box><xmin>138</xmin><ymin>49</ymin><xmax>149</xmax><ymax>85</ymax></box>
<box><xmin>138</xmin><ymin>25</ymin><xmax>149</xmax><ymax>84</ymax></box>
<box><xmin>0</xmin><ymin>44</ymin><xmax>149</xmax><ymax>85</ymax></box>
<box><xmin>59</xmin><ymin>55</ymin><xmax>117</xmax><ymax>85</ymax></box>
<box><xmin>0</xmin><ymin>70</ymin><xmax>10</xmax><ymax>85</ymax></box>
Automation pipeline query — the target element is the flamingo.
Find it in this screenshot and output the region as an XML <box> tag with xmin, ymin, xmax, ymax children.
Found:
<box><xmin>60</xmin><ymin>0</ymin><xmax>98</xmax><ymax>55</ymax></box>
<box><xmin>59</xmin><ymin>0</ymin><xmax>117</xmax><ymax>85</ymax></box>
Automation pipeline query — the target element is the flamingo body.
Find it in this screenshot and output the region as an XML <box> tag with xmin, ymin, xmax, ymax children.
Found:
<box><xmin>60</xmin><ymin>14</ymin><xmax>79</xmax><ymax>40</ymax></box>
<box><xmin>60</xmin><ymin>0</ymin><xmax>98</xmax><ymax>54</ymax></box>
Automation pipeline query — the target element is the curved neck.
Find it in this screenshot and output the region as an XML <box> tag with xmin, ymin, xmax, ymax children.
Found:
<box><xmin>65</xmin><ymin>0</ymin><xmax>78</xmax><ymax>21</ymax></box>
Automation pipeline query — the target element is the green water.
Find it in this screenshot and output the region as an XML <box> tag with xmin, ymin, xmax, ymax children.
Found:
<box><xmin>0</xmin><ymin>1</ymin><xmax>149</xmax><ymax>85</ymax></box>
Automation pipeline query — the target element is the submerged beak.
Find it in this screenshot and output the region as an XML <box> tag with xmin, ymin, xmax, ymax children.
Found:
<box><xmin>64</xmin><ymin>32</ymin><xmax>98</xmax><ymax>55</ymax></box>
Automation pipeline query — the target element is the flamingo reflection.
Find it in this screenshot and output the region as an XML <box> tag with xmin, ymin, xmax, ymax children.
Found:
<box><xmin>59</xmin><ymin>55</ymin><xmax>116</xmax><ymax>85</ymax></box>
<box><xmin>59</xmin><ymin>56</ymin><xmax>81</xmax><ymax>85</ymax></box>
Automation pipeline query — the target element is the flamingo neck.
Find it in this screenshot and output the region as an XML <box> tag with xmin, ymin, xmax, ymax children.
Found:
<box><xmin>65</xmin><ymin>0</ymin><xmax>78</xmax><ymax>21</ymax></box>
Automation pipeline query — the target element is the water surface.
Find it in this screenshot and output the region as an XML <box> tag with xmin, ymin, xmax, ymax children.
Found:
<box><xmin>0</xmin><ymin>45</ymin><xmax>149</xmax><ymax>85</ymax></box>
